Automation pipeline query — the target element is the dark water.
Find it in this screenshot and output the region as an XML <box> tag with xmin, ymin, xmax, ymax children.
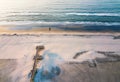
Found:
<box><xmin>0</xmin><ymin>0</ymin><xmax>120</xmax><ymax>32</ymax></box>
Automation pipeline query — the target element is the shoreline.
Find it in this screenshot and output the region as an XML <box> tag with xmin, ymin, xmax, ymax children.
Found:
<box><xmin>0</xmin><ymin>26</ymin><xmax>120</xmax><ymax>35</ymax></box>
<box><xmin>0</xmin><ymin>30</ymin><xmax>120</xmax><ymax>36</ymax></box>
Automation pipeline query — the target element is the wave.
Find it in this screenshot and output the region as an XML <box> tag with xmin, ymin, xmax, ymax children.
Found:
<box><xmin>2</xmin><ymin>12</ymin><xmax>120</xmax><ymax>17</ymax></box>
<box><xmin>66</xmin><ymin>13</ymin><xmax>120</xmax><ymax>17</ymax></box>
<box><xmin>10</xmin><ymin>13</ymin><xmax>41</xmax><ymax>16</ymax></box>
<box><xmin>3</xmin><ymin>12</ymin><xmax>63</xmax><ymax>17</ymax></box>
<box><xmin>0</xmin><ymin>12</ymin><xmax>48</xmax><ymax>17</ymax></box>
<box><xmin>0</xmin><ymin>21</ymin><xmax>120</xmax><ymax>26</ymax></box>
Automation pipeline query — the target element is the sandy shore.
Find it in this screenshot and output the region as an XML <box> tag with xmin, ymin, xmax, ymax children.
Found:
<box><xmin>0</xmin><ymin>32</ymin><xmax>120</xmax><ymax>82</ymax></box>
<box><xmin>0</xmin><ymin>25</ymin><xmax>120</xmax><ymax>35</ymax></box>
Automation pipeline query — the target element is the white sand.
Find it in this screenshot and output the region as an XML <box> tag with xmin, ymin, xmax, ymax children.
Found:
<box><xmin>0</xmin><ymin>33</ymin><xmax>120</xmax><ymax>82</ymax></box>
<box><xmin>78</xmin><ymin>51</ymin><xmax>106</xmax><ymax>62</ymax></box>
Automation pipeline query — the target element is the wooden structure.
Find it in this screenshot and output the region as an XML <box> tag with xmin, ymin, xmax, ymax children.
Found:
<box><xmin>30</xmin><ymin>45</ymin><xmax>45</xmax><ymax>82</ymax></box>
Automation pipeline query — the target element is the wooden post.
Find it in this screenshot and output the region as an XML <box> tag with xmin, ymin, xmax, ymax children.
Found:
<box><xmin>30</xmin><ymin>45</ymin><xmax>45</xmax><ymax>82</ymax></box>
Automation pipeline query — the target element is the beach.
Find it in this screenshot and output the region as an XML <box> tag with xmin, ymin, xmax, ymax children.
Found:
<box><xmin>0</xmin><ymin>0</ymin><xmax>120</xmax><ymax>81</ymax></box>
<box><xmin>0</xmin><ymin>32</ymin><xmax>120</xmax><ymax>82</ymax></box>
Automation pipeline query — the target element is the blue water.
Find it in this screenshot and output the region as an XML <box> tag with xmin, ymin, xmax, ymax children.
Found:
<box><xmin>0</xmin><ymin>0</ymin><xmax>120</xmax><ymax>32</ymax></box>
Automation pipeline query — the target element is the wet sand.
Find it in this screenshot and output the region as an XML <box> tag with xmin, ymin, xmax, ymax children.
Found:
<box><xmin>0</xmin><ymin>25</ymin><xmax>120</xmax><ymax>35</ymax></box>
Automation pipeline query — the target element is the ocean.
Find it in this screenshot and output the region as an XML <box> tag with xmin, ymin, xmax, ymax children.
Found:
<box><xmin>0</xmin><ymin>0</ymin><xmax>120</xmax><ymax>32</ymax></box>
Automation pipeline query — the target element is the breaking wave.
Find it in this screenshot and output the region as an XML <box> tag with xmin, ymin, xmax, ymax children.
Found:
<box><xmin>66</xmin><ymin>13</ymin><xmax>120</xmax><ymax>17</ymax></box>
<box><xmin>1</xmin><ymin>12</ymin><xmax>120</xmax><ymax>17</ymax></box>
<box><xmin>0</xmin><ymin>21</ymin><xmax>120</xmax><ymax>26</ymax></box>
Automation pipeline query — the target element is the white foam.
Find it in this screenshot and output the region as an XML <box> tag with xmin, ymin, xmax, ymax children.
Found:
<box><xmin>66</xmin><ymin>13</ymin><xmax>120</xmax><ymax>17</ymax></box>
<box><xmin>0</xmin><ymin>21</ymin><xmax>120</xmax><ymax>26</ymax></box>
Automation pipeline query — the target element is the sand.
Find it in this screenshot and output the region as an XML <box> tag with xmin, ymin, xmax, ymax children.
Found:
<box><xmin>0</xmin><ymin>59</ymin><xmax>16</xmax><ymax>82</ymax></box>
<box><xmin>0</xmin><ymin>32</ymin><xmax>120</xmax><ymax>82</ymax></box>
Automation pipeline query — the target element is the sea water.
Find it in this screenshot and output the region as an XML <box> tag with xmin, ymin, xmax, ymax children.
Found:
<box><xmin>0</xmin><ymin>0</ymin><xmax>120</xmax><ymax>31</ymax></box>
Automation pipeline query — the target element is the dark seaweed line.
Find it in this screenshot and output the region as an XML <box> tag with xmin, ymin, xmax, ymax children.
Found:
<box><xmin>73</xmin><ymin>51</ymin><xmax>88</xmax><ymax>59</ymax></box>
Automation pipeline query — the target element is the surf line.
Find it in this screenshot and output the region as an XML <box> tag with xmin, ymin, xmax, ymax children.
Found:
<box><xmin>30</xmin><ymin>45</ymin><xmax>45</xmax><ymax>82</ymax></box>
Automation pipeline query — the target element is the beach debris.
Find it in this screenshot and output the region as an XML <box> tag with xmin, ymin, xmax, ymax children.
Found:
<box><xmin>13</xmin><ymin>33</ymin><xmax>18</xmax><ymax>36</ymax></box>
<box><xmin>96</xmin><ymin>51</ymin><xmax>120</xmax><ymax>62</ymax></box>
<box><xmin>73</xmin><ymin>51</ymin><xmax>88</xmax><ymax>59</ymax></box>
<box><xmin>97</xmin><ymin>51</ymin><xmax>115</xmax><ymax>55</ymax></box>
<box><xmin>113</xmin><ymin>35</ymin><xmax>120</xmax><ymax>39</ymax></box>
<box><xmin>88</xmin><ymin>60</ymin><xmax>97</xmax><ymax>67</ymax></box>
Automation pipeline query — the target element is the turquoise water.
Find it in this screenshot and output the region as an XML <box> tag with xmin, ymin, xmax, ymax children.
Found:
<box><xmin>0</xmin><ymin>0</ymin><xmax>120</xmax><ymax>31</ymax></box>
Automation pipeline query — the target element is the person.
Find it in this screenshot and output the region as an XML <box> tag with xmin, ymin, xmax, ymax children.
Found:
<box><xmin>49</xmin><ymin>27</ymin><xmax>51</xmax><ymax>31</ymax></box>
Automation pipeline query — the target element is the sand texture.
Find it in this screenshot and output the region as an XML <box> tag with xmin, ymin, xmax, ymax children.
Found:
<box><xmin>0</xmin><ymin>33</ymin><xmax>119</xmax><ymax>82</ymax></box>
